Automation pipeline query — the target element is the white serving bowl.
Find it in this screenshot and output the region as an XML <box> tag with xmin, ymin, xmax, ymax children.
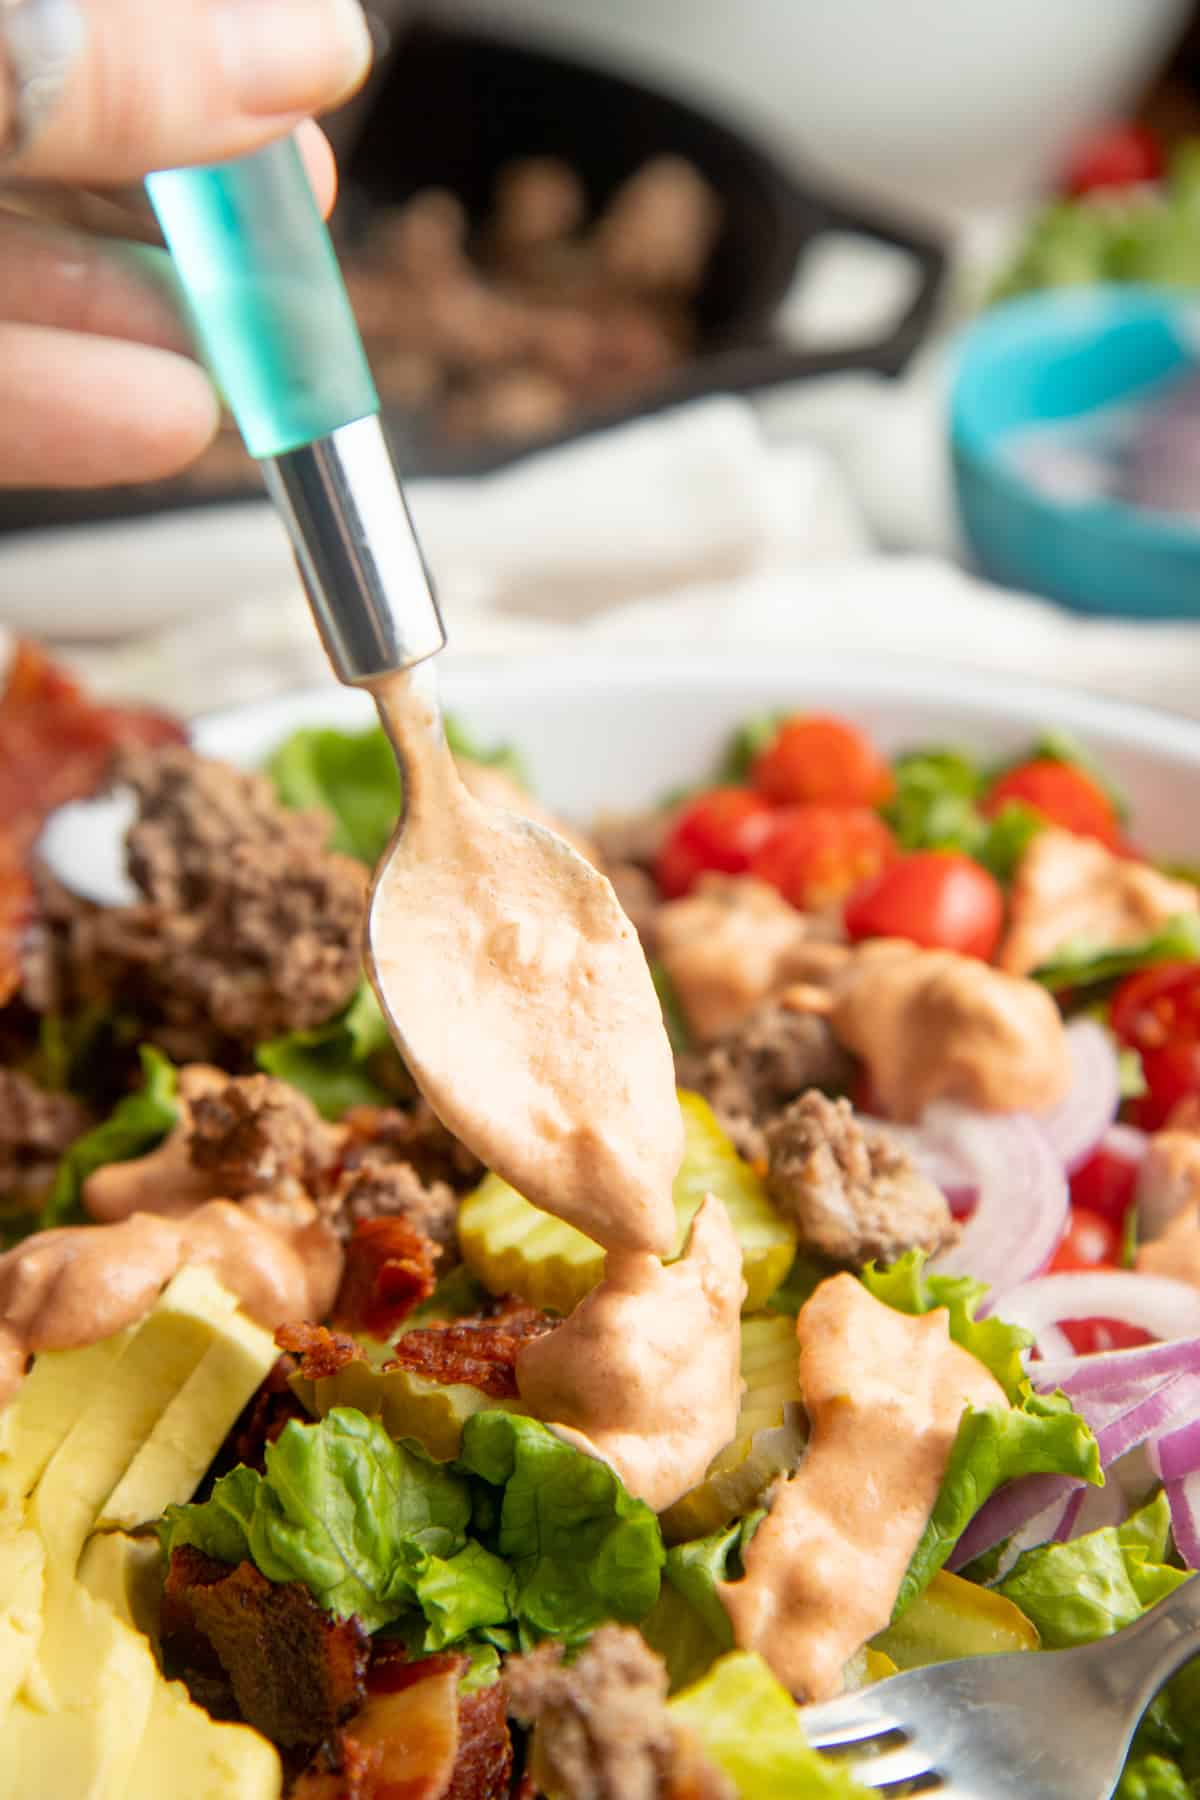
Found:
<box><xmin>187</xmin><ymin>652</ymin><xmax>1200</xmax><ymax>858</ymax></box>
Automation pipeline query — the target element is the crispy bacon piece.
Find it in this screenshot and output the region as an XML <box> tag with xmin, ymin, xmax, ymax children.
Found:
<box><xmin>290</xmin><ymin>1732</ymin><xmax>383</xmax><ymax>1800</ymax></box>
<box><xmin>333</xmin><ymin>1216</ymin><xmax>438</xmax><ymax>1339</ymax></box>
<box><xmin>277</xmin><ymin>1320</ymin><xmax>367</xmax><ymax>1381</ymax></box>
<box><xmin>0</xmin><ymin>640</ymin><xmax>183</xmax><ymax>859</ymax></box>
<box><xmin>446</xmin><ymin>1684</ymin><xmax>513</xmax><ymax>1800</ymax></box>
<box><xmin>162</xmin><ymin>1548</ymin><xmax>368</xmax><ymax>1749</ymax></box>
<box><xmin>384</xmin><ymin>1305</ymin><xmax>557</xmax><ymax>1400</ymax></box>
<box><xmin>0</xmin><ymin>837</ymin><xmax>31</xmax><ymax>1008</ymax></box>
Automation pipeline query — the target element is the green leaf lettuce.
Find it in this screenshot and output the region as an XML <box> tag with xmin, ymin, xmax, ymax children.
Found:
<box><xmin>255</xmin><ymin>982</ymin><xmax>394</xmax><ymax>1120</ymax></box>
<box><xmin>39</xmin><ymin>1044</ymin><xmax>177</xmax><ymax>1231</ymax></box>
<box><xmin>668</xmin><ymin>1652</ymin><xmax>871</xmax><ymax>1799</ymax></box>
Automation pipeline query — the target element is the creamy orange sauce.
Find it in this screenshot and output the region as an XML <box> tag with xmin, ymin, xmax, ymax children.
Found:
<box><xmin>366</xmin><ymin>670</ymin><xmax>682</xmax><ymax>1258</ymax></box>
<box><xmin>1136</xmin><ymin>1128</ymin><xmax>1200</xmax><ymax>1243</ymax></box>
<box><xmin>0</xmin><ymin>1197</ymin><xmax>340</xmax><ymax>1411</ymax></box>
<box><xmin>719</xmin><ymin>1273</ymin><xmax>1004</xmax><ymax>1699</ymax></box>
<box><xmin>515</xmin><ymin>1194</ymin><xmax>745</xmax><ymax>1511</ymax></box>
<box><xmin>83</xmin><ymin>1065</ymin><xmax>229</xmax><ymax>1223</ymax></box>
<box><xmin>830</xmin><ymin>940</ymin><xmax>1070</xmax><ymax>1122</ymax></box>
<box><xmin>1137</xmin><ymin>1203</ymin><xmax>1200</xmax><ymax>1288</ymax></box>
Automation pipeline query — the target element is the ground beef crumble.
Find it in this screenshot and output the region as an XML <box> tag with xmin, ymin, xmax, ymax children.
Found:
<box><xmin>765</xmin><ymin>1090</ymin><xmax>955</xmax><ymax>1268</ymax></box>
<box><xmin>676</xmin><ymin>998</ymin><xmax>854</xmax><ymax>1163</ymax></box>
<box><xmin>39</xmin><ymin>746</ymin><xmax>367</xmax><ymax>1063</ymax></box>
<box><xmin>505</xmin><ymin>1626</ymin><xmax>732</xmax><ymax>1800</ymax></box>
<box><xmin>0</xmin><ymin>1067</ymin><xmax>89</xmax><ymax>1212</ymax></box>
<box><xmin>188</xmin><ymin>1072</ymin><xmax>337</xmax><ymax>1197</ymax></box>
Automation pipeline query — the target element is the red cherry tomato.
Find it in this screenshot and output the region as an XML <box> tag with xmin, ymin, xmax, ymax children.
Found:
<box><xmin>1061</xmin><ymin>1319</ymin><xmax>1155</xmax><ymax>1355</ymax></box>
<box><xmin>749</xmin><ymin>806</ymin><xmax>896</xmax><ymax>912</ymax></box>
<box><xmin>751</xmin><ymin>714</ymin><xmax>894</xmax><ymax>809</ymax></box>
<box><xmin>1063</xmin><ymin>123</ymin><xmax>1163</xmax><ymax>196</ymax></box>
<box><xmin>1047</xmin><ymin>1206</ymin><xmax>1120</xmax><ymax>1274</ymax></box>
<box><xmin>843</xmin><ymin>850</ymin><xmax>1004</xmax><ymax>961</ymax></box>
<box><xmin>1111</xmin><ymin>963</ymin><xmax>1200</xmax><ymax>1129</ymax></box>
<box><xmin>1068</xmin><ymin>1143</ymin><xmax>1139</xmax><ymax>1229</ymax></box>
<box><xmin>983</xmin><ymin>760</ymin><xmax>1121</xmax><ymax>849</ymax></box>
<box><xmin>654</xmin><ymin>787</ymin><xmax>775</xmax><ymax>899</ymax></box>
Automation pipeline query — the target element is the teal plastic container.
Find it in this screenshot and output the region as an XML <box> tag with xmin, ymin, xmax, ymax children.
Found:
<box><xmin>147</xmin><ymin>139</ymin><xmax>379</xmax><ymax>459</ymax></box>
<box><xmin>950</xmin><ymin>286</ymin><xmax>1200</xmax><ymax>619</ymax></box>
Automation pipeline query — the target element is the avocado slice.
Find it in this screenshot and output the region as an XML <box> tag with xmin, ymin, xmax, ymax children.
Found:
<box><xmin>0</xmin><ymin>1530</ymin><xmax>44</xmax><ymax>1726</ymax></box>
<box><xmin>97</xmin><ymin>1303</ymin><xmax>277</xmax><ymax>1534</ymax></box>
<box><xmin>0</xmin><ymin>1328</ymin><xmax>136</xmax><ymax>1531</ymax></box>
<box><xmin>28</xmin><ymin>1265</ymin><xmax>239</xmax><ymax>1573</ymax></box>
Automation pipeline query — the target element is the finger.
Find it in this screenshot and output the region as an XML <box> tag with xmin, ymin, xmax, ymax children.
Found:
<box><xmin>0</xmin><ymin>323</ymin><xmax>220</xmax><ymax>487</ymax></box>
<box><xmin>0</xmin><ymin>215</ymin><xmax>190</xmax><ymax>351</ymax></box>
<box><xmin>295</xmin><ymin>120</ymin><xmax>338</xmax><ymax>219</ymax></box>
<box><xmin>2</xmin><ymin>0</ymin><xmax>372</xmax><ymax>184</ymax></box>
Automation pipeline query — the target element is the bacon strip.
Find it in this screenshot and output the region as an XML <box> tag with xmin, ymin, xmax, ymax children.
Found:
<box><xmin>276</xmin><ymin>1320</ymin><xmax>367</xmax><ymax>1381</ymax></box>
<box><xmin>384</xmin><ymin>1305</ymin><xmax>557</xmax><ymax>1399</ymax></box>
<box><xmin>333</xmin><ymin>1216</ymin><xmax>438</xmax><ymax>1339</ymax></box>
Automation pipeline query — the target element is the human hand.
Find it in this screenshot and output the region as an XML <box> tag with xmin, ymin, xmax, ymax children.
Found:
<box><xmin>0</xmin><ymin>0</ymin><xmax>374</xmax><ymax>488</ymax></box>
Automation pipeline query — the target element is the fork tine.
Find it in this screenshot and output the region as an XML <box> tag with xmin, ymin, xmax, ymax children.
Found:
<box><xmin>843</xmin><ymin>1739</ymin><xmax>940</xmax><ymax>1792</ymax></box>
<box><xmin>798</xmin><ymin>1696</ymin><xmax>906</xmax><ymax>1752</ymax></box>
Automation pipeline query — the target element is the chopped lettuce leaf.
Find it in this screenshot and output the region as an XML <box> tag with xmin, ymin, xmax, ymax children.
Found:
<box><xmin>996</xmin><ymin>1492</ymin><xmax>1189</xmax><ymax>1649</ymax></box>
<box><xmin>882</xmin><ymin>748</ymin><xmax>984</xmax><ymax>853</ymax></box>
<box><xmin>268</xmin><ymin>717</ymin><xmax>525</xmax><ymax>867</ymax></box>
<box><xmin>662</xmin><ymin>1520</ymin><xmax>744</xmax><ymax>1649</ymax></box>
<box><xmin>268</xmin><ymin>723</ymin><xmax>402</xmax><ymax>864</ymax></box>
<box><xmin>159</xmin><ymin>1408</ymin><xmax>472</xmax><ymax>1632</ymax></box>
<box><xmin>1118</xmin><ymin>1755</ymin><xmax>1191</xmax><ymax>1800</ymax></box>
<box><xmin>650</xmin><ymin>959</ymin><xmax>693</xmax><ymax>1055</ymax></box>
<box><xmin>39</xmin><ymin>1044</ymin><xmax>177</xmax><ymax>1231</ymax></box>
<box><xmin>766</xmin><ymin>1249</ymin><xmax>832</xmax><ymax>1318</ymax></box>
<box><xmin>458</xmin><ymin>1640</ymin><xmax>503</xmax><ymax>1692</ymax></box>
<box><xmin>899</xmin><ymin>1388</ymin><xmax>1102</xmax><ymax>1618</ymax></box>
<box><xmin>1034</xmin><ymin>914</ymin><xmax>1200</xmax><ymax>995</ymax></box>
<box><xmin>408</xmin><ymin>1539</ymin><xmax>515</xmax><ymax>1649</ymax></box>
<box><xmin>976</xmin><ymin>801</ymin><xmax>1044</xmax><ymax>882</ymax></box>
<box><xmin>668</xmin><ymin>1652</ymin><xmax>871</xmax><ymax>1799</ymax></box>
<box><xmin>256</xmin><ymin>982</ymin><xmax>394</xmax><ymax>1119</ymax></box>
<box><xmin>639</xmin><ymin>1578</ymin><xmax>729</xmax><ymax>1695</ymax></box>
<box><xmin>861</xmin><ymin>1251</ymin><xmax>1033</xmax><ymax>1401</ymax></box>
<box><xmin>457</xmin><ymin>1411</ymin><xmax>664</xmax><ymax>1644</ymax></box>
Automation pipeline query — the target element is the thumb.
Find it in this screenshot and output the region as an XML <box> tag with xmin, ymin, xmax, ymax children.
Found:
<box><xmin>2</xmin><ymin>0</ymin><xmax>373</xmax><ymax>183</ymax></box>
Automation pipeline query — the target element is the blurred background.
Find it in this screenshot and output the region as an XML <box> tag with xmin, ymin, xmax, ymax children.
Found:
<box><xmin>8</xmin><ymin>0</ymin><xmax>1200</xmax><ymax>713</ymax></box>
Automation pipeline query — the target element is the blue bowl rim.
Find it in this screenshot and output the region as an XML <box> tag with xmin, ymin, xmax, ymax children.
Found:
<box><xmin>949</xmin><ymin>283</ymin><xmax>1200</xmax><ymax>555</ymax></box>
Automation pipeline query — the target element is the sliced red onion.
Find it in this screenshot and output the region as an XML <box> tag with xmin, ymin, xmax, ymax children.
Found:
<box><xmin>1150</xmin><ymin>1413</ymin><xmax>1200</xmax><ymax>1483</ymax></box>
<box><xmin>861</xmin><ymin>1116</ymin><xmax>977</xmax><ymax>1211</ymax></box>
<box><xmin>1165</xmin><ymin>1473</ymin><xmax>1200</xmax><ymax>1570</ymax></box>
<box><xmin>1063</xmin><ymin>1477</ymin><xmax>1127</xmax><ymax>1539</ymax></box>
<box><xmin>948</xmin><ymin>1473</ymin><xmax>1079</xmax><ymax>1571</ymax></box>
<box><xmin>1037</xmin><ymin>1019</ymin><xmax>1123</xmax><ymax>1174</ymax></box>
<box><xmin>1034</xmin><ymin>1335</ymin><xmax>1200</xmax><ymax>1399</ymax></box>
<box><xmin>925</xmin><ymin>1106</ymin><xmax>1068</xmax><ymax>1300</ymax></box>
<box><xmin>998</xmin><ymin>1271</ymin><xmax>1200</xmax><ymax>1351</ymax></box>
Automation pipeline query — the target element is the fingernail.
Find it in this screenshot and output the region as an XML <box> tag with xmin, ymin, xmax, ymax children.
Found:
<box><xmin>215</xmin><ymin>0</ymin><xmax>373</xmax><ymax>116</ymax></box>
<box><xmin>0</xmin><ymin>0</ymin><xmax>86</xmax><ymax>160</ymax></box>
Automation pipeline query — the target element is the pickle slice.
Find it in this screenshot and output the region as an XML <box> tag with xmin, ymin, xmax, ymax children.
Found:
<box><xmin>458</xmin><ymin>1091</ymin><xmax>796</xmax><ymax>1317</ymax></box>
<box><xmin>290</xmin><ymin>1357</ymin><xmax>523</xmax><ymax>1462</ymax></box>
<box><xmin>658</xmin><ymin>1314</ymin><xmax>805</xmax><ymax>1543</ymax></box>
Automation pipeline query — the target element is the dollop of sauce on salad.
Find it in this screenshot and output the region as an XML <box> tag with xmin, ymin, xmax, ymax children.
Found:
<box><xmin>367</xmin><ymin>670</ymin><xmax>683</xmax><ymax>1259</ymax></box>
<box><xmin>515</xmin><ymin>1194</ymin><xmax>745</xmax><ymax>1511</ymax></box>
<box><xmin>719</xmin><ymin>1273</ymin><xmax>1003</xmax><ymax>1700</ymax></box>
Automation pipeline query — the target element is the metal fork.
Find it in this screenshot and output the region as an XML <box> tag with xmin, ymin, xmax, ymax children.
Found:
<box><xmin>799</xmin><ymin>1575</ymin><xmax>1200</xmax><ymax>1797</ymax></box>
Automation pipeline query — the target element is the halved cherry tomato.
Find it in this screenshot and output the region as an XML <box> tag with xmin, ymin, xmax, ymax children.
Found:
<box><xmin>751</xmin><ymin>714</ymin><xmax>894</xmax><ymax>809</ymax></box>
<box><xmin>1061</xmin><ymin>1319</ymin><xmax>1155</xmax><ymax>1355</ymax></box>
<box><xmin>843</xmin><ymin>850</ymin><xmax>1004</xmax><ymax>961</ymax></box>
<box><xmin>749</xmin><ymin>806</ymin><xmax>896</xmax><ymax>912</ymax></box>
<box><xmin>654</xmin><ymin>787</ymin><xmax>775</xmax><ymax>899</ymax></box>
<box><xmin>1069</xmin><ymin>1143</ymin><xmax>1139</xmax><ymax>1229</ymax></box>
<box><xmin>1063</xmin><ymin>123</ymin><xmax>1162</xmax><ymax>196</ymax></box>
<box><xmin>1047</xmin><ymin>1206</ymin><xmax>1120</xmax><ymax>1274</ymax></box>
<box><xmin>982</xmin><ymin>760</ymin><xmax>1121</xmax><ymax>849</ymax></box>
<box><xmin>1111</xmin><ymin>962</ymin><xmax>1200</xmax><ymax>1129</ymax></box>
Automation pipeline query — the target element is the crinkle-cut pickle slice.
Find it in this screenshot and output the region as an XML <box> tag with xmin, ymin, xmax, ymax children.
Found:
<box><xmin>659</xmin><ymin>1313</ymin><xmax>804</xmax><ymax>1544</ymax></box>
<box><xmin>458</xmin><ymin>1091</ymin><xmax>797</xmax><ymax>1317</ymax></box>
<box><xmin>290</xmin><ymin>1356</ymin><xmax>525</xmax><ymax>1463</ymax></box>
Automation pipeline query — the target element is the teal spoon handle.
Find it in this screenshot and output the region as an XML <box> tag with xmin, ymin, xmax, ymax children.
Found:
<box><xmin>145</xmin><ymin>140</ymin><xmax>444</xmax><ymax>683</ymax></box>
<box><xmin>146</xmin><ymin>137</ymin><xmax>379</xmax><ymax>458</ymax></box>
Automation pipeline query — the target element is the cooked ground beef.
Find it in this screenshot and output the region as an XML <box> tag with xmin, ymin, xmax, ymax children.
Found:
<box><xmin>765</xmin><ymin>1090</ymin><xmax>955</xmax><ymax>1268</ymax></box>
<box><xmin>505</xmin><ymin>1627</ymin><xmax>732</xmax><ymax>1800</ymax></box>
<box><xmin>188</xmin><ymin>1073</ymin><xmax>336</xmax><ymax>1198</ymax></box>
<box><xmin>0</xmin><ymin>1067</ymin><xmax>88</xmax><ymax>1212</ymax></box>
<box><xmin>676</xmin><ymin>998</ymin><xmax>854</xmax><ymax>1162</ymax></box>
<box><xmin>42</xmin><ymin>747</ymin><xmax>367</xmax><ymax>1062</ymax></box>
<box><xmin>340</xmin><ymin>1101</ymin><xmax>483</xmax><ymax>1193</ymax></box>
<box><xmin>329</xmin><ymin>1160</ymin><xmax>460</xmax><ymax>1258</ymax></box>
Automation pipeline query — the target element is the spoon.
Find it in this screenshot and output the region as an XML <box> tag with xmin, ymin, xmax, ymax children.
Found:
<box><xmin>148</xmin><ymin>143</ymin><xmax>681</xmax><ymax>1259</ymax></box>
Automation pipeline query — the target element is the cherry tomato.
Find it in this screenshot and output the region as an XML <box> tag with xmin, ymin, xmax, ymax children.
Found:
<box><xmin>1047</xmin><ymin>1206</ymin><xmax>1120</xmax><ymax>1274</ymax></box>
<box><xmin>983</xmin><ymin>760</ymin><xmax>1121</xmax><ymax>849</ymax></box>
<box><xmin>1111</xmin><ymin>963</ymin><xmax>1200</xmax><ymax>1128</ymax></box>
<box><xmin>749</xmin><ymin>806</ymin><xmax>896</xmax><ymax>912</ymax></box>
<box><xmin>654</xmin><ymin>787</ymin><xmax>775</xmax><ymax>899</ymax></box>
<box><xmin>1068</xmin><ymin>1143</ymin><xmax>1139</xmax><ymax>1229</ymax></box>
<box><xmin>1063</xmin><ymin>123</ymin><xmax>1163</xmax><ymax>196</ymax></box>
<box><xmin>751</xmin><ymin>714</ymin><xmax>894</xmax><ymax>809</ymax></box>
<box><xmin>843</xmin><ymin>850</ymin><xmax>1004</xmax><ymax>961</ymax></box>
<box><xmin>1061</xmin><ymin>1319</ymin><xmax>1155</xmax><ymax>1356</ymax></box>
